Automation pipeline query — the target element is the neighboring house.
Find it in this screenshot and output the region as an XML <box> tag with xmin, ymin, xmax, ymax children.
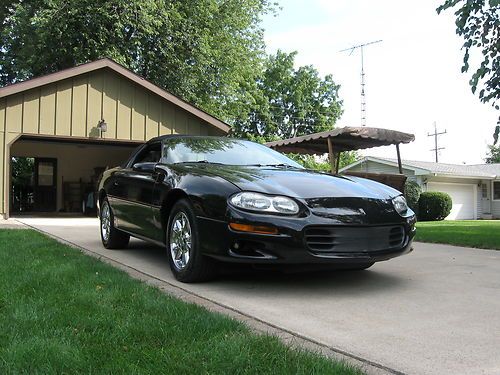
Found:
<box><xmin>341</xmin><ymin>156</ymin><xmax>500</xmax><ymax>220</ymax></box>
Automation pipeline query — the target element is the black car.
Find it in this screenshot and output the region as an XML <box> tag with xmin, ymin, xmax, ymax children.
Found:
<box><xmin>98</xmin><ymin>135</ymin><xmax>416</xmax><ymax>282</ymax></box>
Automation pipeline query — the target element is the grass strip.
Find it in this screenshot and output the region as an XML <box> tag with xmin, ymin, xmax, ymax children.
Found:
<box><xmin>0</xmin><ymin>229</ymin><xmax>362</xmax><ymax>374</ymax></box>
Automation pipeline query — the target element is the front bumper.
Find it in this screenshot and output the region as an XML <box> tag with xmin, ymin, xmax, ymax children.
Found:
<box><xmin>197</xmin><ymin>207</ymin><xmax>416</xmax><ymax>265</ymax></box>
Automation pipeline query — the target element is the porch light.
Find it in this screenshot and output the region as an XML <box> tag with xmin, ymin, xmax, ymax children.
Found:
<box><xmin>97</xmin><ymin>119</ymin><xmax>107</xmax><ymax>133</ymax></box>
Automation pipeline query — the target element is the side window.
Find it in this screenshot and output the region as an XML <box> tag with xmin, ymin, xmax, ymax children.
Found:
<box><xmin>133</xmin><ymin>143</ymin><xmax>161</xmax><ymax>165</ymax></box>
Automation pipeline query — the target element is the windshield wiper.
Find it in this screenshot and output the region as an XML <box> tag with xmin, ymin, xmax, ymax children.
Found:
<box><xmin>174</xmin><ymin>160</ymin><xmax>224</xmax><ymax>165</ymax></box>
<box><xmin>260</xmin><ymin>163</ymin><xmax>300</xmax><ymax>169</ymax></box>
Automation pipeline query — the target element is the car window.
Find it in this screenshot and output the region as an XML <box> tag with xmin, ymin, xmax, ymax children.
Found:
<box><xmin>163</xmin><ymin>138</ymin><xmax>303</xmax><ymax>168</ymax></box>
<box><xmin>132</xmin><ymin>143</ymin><xmax>161</xmax><ymax>164</ymax></box>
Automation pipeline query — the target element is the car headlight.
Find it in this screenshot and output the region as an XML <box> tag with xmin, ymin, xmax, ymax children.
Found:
<box><xmin>229</xmin><ymin>192</ymin><xmax>299</xmax><ymax>215</ymax></box>
<box><xmin>392</xmin><ymin>195</ymin><xmax>408</xmax><ymax>216</ymax></box>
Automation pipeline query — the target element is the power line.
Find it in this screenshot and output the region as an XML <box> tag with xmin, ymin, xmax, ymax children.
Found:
<box><xmin>339</xmin><ymin>40</ymin><xmax>382</xmax><ymax>127</ymax></box>
<box><xmin>427</xmin><ymin>121</ymin><xmax>447</xmax><ymax>162</ymax></box>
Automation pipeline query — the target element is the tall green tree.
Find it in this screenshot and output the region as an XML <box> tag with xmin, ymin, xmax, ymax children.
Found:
<box><xmin>437</xmin><ymin>0</ymin><xmax>499</xmax><ymax>109</ymax></box>
<box><xmin>0</xmin><ymin>0</ymin><xmax>273</xmax><ymax>121</ymax></box>
<box><xmin>232</xmin><ymin>50</ymin><xmax>343</xmax><ymax>140</ymax></box>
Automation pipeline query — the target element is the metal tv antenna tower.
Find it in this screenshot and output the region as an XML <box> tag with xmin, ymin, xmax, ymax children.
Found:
<box><xmin>340</xmin><ymin>39</ymin><xmax>382</xmax><ymax>126</ymax></box>
<box><xmin>428</xmin><ymin>121</ymin><xmax>447</xmax><ymax>163</ymax></box>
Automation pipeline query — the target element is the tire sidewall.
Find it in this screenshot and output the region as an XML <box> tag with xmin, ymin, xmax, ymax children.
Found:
<box><xmin>167</xmin><ymin>199</ymin><xmax>200</xmax><ymax>279</ymax></box>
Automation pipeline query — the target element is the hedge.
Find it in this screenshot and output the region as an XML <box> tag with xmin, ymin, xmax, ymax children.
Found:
<box><xmin>404</xmin><ymin>180</ymin><xmax>421</xmax><ymax>213</ymax></box>
<box><xmin>418</xmin><ymin>191</ymin><xmax>452</xmax><ymax>221</ymax></box>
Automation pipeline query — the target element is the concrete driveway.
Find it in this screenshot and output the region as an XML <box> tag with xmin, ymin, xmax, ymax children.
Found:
<box><xmin>15</xmin><ymin>217</ymin><xmax>500</xmax><ymax>375</ymax></box>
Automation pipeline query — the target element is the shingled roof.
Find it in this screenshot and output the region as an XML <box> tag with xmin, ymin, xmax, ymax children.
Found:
<box><xmin>354</xmin><ymin>157</ymin><xmax>500</xmax><ymax>178</ymax></box>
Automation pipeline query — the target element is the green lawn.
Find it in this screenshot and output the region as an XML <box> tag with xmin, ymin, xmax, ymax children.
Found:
<box><xmin>0</xmin><ymin>229</ymin><xmax>361</xmax><ymax>375</ymax></box>
<box><xmin>415</xmin><ymin>220</ymin><xmax>500</xmax><ymax>250</ymax></box>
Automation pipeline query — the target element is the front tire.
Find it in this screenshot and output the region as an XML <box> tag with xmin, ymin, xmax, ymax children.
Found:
<box><xmin>100</xmin><ymin>198</ymin><xmax>130</xmax><ymax>249</ymax></box>
<box><xmin>167</xmin><ymin>199</ymin><xmax>216</xmax><ymax>282</ymax></box>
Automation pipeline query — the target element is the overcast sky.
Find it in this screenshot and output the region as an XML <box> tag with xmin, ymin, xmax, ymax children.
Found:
<box><xmin>261</xmin><ymin>0</ymin><xmax>499</xmax><ymax>164</ymax></box>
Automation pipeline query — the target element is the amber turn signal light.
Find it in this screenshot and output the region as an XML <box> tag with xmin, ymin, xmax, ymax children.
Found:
<box><xmin>229</xmin><ymin>222</ymin><xmax>278</xmax><ymax>235</ymax></box>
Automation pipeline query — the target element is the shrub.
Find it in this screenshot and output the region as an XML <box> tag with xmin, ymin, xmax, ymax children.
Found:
<box><xmin>404</xmin><ymin>180</ymin><xmax>421</xmax><ymax>212</ymax></box>
<box><xmin>418</xmin><ymin>191</ymin><xmax>452</xmax><ymax>221</ymax></box>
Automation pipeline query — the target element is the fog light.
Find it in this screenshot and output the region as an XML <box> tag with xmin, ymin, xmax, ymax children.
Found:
<box><xmin>233</xmin><ymin>242</ymin><xmax>241</xmax><ymax>250</ymax></box>
<box><xmin>229</xmin><ymin>222</ymin><xmax>278</xmax><ymax>235</ymax></box>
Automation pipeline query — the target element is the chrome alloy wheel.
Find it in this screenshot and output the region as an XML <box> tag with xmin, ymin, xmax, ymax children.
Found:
<box><xmin>169</xmin><ymin>212</ymin><xmax>192</xmax><ymax>270</ymax></box>
<box><xmin>101</xmin><ymin>202</ymin><xmax>111</xmax><ymax>242</ymax></box>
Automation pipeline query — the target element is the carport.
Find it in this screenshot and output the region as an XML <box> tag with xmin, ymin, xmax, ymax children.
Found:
<box><xmin>266</xmin><ymin>126</ymin><xmax>415</xmax><ymax>191</ymax></box>
<box><xmin>0</xmin><ymin>58</ymin><xmax>229</xmax><ymax>218</ymax></box>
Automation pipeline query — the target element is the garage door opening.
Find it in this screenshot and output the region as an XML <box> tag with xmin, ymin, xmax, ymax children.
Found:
<box><xmin>9</xmin><ymin>136</ymin><xmax>140</xmax><ymax>217</ymax></box>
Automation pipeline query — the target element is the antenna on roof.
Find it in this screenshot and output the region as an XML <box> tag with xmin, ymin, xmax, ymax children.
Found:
<box><xmin>428</xmin><ymin>121</ymin><xmax>447</xmax><ymax>162</ymax></box>
<box><xmin>339</xmin><ymin>39</ymin><xmax>382</xmax><ymax>127</ymax></box>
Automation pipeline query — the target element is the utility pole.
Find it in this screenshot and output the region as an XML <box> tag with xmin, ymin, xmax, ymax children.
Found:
<box><xmin>428</xmin><ymin>121</ymin><xmax>447</xmax><ymax>162</ymax></box>
<box><xmin>339</xmin><ymin>39</ymin><xmax>382</xmax><ymax>127</ymax></box>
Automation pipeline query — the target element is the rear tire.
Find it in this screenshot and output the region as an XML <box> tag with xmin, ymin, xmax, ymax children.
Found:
<box><xmin>166</xmin><ymin>199</ymin><xmax>216</xmax><ymax>282</ymax></box>
<box><xmin>100</xmin><ymin>198</ymin><xmax>130</xmax><ymax>249</ymax></box>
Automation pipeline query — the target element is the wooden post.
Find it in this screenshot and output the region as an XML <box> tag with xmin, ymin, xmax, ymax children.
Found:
<box><xmin>396</xmin><ymin>144</ymin><xmax>403</xmax><ymax>174</ymax></box>
<box><xmin>327</xmin><ymin>137</ymin><xmax>335</xmax><ymax>173</ymax></box>
<box><xmin>335</xmin><ymin>151</ymin><xmax>341</xmax><ymax>174</ymax></box>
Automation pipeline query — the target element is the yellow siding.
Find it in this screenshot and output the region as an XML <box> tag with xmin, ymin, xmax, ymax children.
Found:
<box><xmin>131</xmin><ymin>87</ymin><xmax>146</xmax><ymax>141</ymax></box>
<box><xmin>6</xmin><ymin>94</ymin><xmax>23</xmax><ymax>133</ymax></box>
<box><xmin>102</xmin><ymin>72</ymin><xmax>120</xmax><ymax>139</ymax></box>
<box><xmin>40</xmin><ymin>85</ymin><xmax>56</xmax><ymax>134</ymax></box>
<box><xmin>188</xmin><ymin>116</ymin><xmax>201</xmax><ymax>135</ymax></box>
<box><xmin>0</xmin><ymin>131</ymin><xmax>4</xmax><ymax>214</ymax></box>
<box><xmin>160</xmin><ymin>103</ymin><xmax>174</xmax><ymax>135</ymax></box>
<box><xmin>117</xmin><ymin>80</ymin><xmax>133</xmax><ymax>139</ymax></box>
<box><xmin>174</xmin><ymin>109</ymin><xmax>188</xmax><ymax>134</ymax></box>
<box><xmin>55</xmin><ymin>80</ymin><xmax>72</xmax><ymax>136</ymax></box>
<box><xmin>71</xmin><ymin>76</ymin><xmax>88</xmax><ymax>137</ymax></box>
<box><xmin>23</xmin><ymin>89</ymin><xmax>40</xmax><ymax>134</ymax></box>
<box><xmin>146</xmin><ymin>96</ymin><xmax>160</xmax><ymax>140</ymax></box>
<box><xmin>87</xmin><ymin>72</ymin><xmax>103</xmax><ymax>137</ymax></box>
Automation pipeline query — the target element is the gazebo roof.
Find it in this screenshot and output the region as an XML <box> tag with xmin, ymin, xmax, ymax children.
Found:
<box><xmin>266</xmin><ymin>126</ymin><xmax>415</xmax><ymax>154</ymax></box>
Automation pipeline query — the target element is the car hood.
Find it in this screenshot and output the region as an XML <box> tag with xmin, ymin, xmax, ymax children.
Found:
<box><xmin>180</xmin><ymin>164</ymin><xmax>402</xmax><ymax>200</ymax></box>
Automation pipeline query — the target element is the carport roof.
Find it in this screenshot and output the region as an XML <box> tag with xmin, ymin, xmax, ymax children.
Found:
<box><xmin>266</xmin><ymin>126</ymin><xmax>415</xmax><ymax>153</ymax></box>
<box><xmin>0</xmin><ymin>58</ymin><xmax>230</xmax><ymax>134</ymax></box>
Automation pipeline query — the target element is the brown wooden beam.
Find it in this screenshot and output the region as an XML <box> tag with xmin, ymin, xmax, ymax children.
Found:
<box><xmin>327</xmin><ymin>137</ymin><xmax>335</xmax><ymax>173</ymax></box>
<box><xmin>335</xmin><ymin>152</ymin><xmax>341</xmax><ymax>174</ymax></box>
<box><xmin>396</xmin><ymin>144</ymin><xmax>403</xmax><ymax>174</ymax></box>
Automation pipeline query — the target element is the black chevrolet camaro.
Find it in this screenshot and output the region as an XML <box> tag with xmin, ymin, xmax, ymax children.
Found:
<box><xmin>98</xmin><ymin>135</ymin><xmax>416</xmax><ymax>282</ymax></box>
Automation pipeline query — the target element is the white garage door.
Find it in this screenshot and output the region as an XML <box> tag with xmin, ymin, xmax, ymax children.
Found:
<box><xmin>427</xmin><ymin>182</ymin><xmax>476</xmax><ymax>220</ymax></box>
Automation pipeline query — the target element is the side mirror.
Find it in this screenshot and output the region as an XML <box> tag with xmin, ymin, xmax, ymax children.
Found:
<box><xmin>154</xmin><ymin>165</ymin><xmax>171</xmax><ymax>182</ymax></box>
<box><xmin>133</xmin><ymin>162</ymin><xmax>156</xmax><ymax>173</ymax></box>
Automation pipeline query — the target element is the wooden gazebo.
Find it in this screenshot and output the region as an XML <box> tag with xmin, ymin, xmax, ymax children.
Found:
<box><xmin>266</xmin><ymin>126</ymin><xmax>415</xmax><ymax>191</ymax></box>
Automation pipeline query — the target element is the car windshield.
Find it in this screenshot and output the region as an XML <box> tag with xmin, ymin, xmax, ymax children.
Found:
<box><xmin>163</xmin><ymin>138</ymin><xmax>303</xmax><ymax>168</ymax></box>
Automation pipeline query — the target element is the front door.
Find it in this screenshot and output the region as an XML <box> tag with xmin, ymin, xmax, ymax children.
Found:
<box><xmin>34</xmin><ymin>158</ymin><xmax>57</xmax><ymax>211</ymax></box>
<box><xmin>481</xmin><ymin>183</ymin><xmax>491</xmax><ymax>214</ymax></box>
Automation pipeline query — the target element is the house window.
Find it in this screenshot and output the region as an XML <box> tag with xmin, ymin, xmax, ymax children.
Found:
<box><xmin>481</xmin><ymin>184</ymin><xmax>488</xmax><ymax>198</ymax></box>
<box><xmin>494</xmin><ymin>181</ymin><xmax>500</xmax><ymax>200</ymax></box>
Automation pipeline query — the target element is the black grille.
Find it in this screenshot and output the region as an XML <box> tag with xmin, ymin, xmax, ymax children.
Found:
<box><xmin>304</xmin><ymin>225</ymin><xmax>405</xmax><ymax>254</ymax></box>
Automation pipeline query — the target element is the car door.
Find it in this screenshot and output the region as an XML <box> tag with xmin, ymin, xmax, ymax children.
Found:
<box><xmin>116</xmin><ymin>142</ymin><xmax>162</xmax><ymax>239</ymax></box>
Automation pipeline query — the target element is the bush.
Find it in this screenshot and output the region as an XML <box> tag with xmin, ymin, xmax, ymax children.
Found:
<box><xmin>404</xmin><ymin>180</ymin><xmax>421</xmax><ymax>212</ymax></box>
<box><xmin>418</xmin><ymin>191</ymin><xmax>452</xmax><ymax>221</ymax></box>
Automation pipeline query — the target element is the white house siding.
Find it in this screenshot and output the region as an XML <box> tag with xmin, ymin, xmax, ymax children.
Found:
<box><xmin>347</xmin><ymin>160</ymin><xmax>417</xmax><ymax>181</ymax></box>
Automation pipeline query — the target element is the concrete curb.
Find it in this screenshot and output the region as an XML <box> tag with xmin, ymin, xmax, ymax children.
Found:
<box><xmin>16</xmin><ymin>220</ymin><xmax>406</xmax><ymax>375</ymax></box>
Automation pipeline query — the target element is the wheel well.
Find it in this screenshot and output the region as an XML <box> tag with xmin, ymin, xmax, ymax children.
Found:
<box><xmin>160</xmin><ymin>189</ymin><xmax>189</xmax><ymax>232</ymax></box>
